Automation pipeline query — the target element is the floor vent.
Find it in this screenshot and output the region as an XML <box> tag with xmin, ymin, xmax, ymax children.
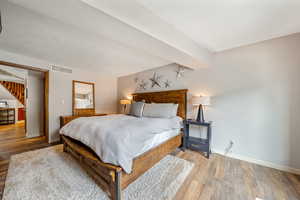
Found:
<box><xmin>51</xmin><ymin>65</ymin><xmax>72</xmax><ymax>74</ymax></box>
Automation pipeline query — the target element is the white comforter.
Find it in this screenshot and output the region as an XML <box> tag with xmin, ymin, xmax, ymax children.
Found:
<box><xmin>59</xmin><ymin>114</ymin><xmax>182</xmax><ymax>173</ymax></box>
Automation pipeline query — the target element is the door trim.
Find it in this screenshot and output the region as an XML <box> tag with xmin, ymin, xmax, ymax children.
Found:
<box><xmin>0</xmin><ymin>60</ymin><xmax>50</xmax><ymax>143</ymax></box>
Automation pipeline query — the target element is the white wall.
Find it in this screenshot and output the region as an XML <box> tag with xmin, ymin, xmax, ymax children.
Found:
<box><xmin>0</xmin><ymin>84</ymin><xmax>16</xmax><ymax>100</ymax></box>
<box><xmin>26</xmin><ymin>71</ymin><xmax>44</xmax><ymax>138</ymax></box>
<box><xmin>49</xmin><ymin>68</ymin><xmax>118</xmax><ymax>142</ymax></box>
<box><xmin>118</xmin><ymin>33</ymin><xmax>300</xmax><ymax>172</ymax></box>
<box><xmin>0</xmin><ymin>65</ymin><xmax>26</xmax><ymax>83</ymax></box>
<box><xmin>0</xmin><ymin>49</ymin><xmax>118</xmax><ymax>143</ymax></box>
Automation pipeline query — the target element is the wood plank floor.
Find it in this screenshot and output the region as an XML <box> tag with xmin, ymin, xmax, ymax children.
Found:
<box><xmin>0</xmin><ymin>121</ymin><xmax>25</xmax><ymax>142</ymax></box>
<box><xmin>173</xmin><ymin>150</ymin><xmax>300</xmax><ymax>200</ymax></box>
<box><xmin>0</xmin><ymin>146</ymin><xmax>299</xmax><ymax>200</ymax></box>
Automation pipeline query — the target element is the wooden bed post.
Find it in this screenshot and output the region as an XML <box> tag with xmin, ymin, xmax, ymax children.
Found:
<box><xmin>110</xmin><ymin>171</ymin><xmax>121</xmax><ymax>200</ymax></box>
<box><xmin>62</xmin><ymin>140</ymin><xmax>67</xmax><ymax>153</ymax></box>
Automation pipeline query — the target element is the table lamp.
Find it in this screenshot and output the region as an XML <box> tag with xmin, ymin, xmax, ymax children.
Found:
<box><xmin>120</xmin><ymin>99</ymin><xmax>131</xmax><ymax>113</ymax></box>
<box><xmin>192</xmin><ymin>96</ymin><xmax>211</xmax><ymax>122</ymax></box>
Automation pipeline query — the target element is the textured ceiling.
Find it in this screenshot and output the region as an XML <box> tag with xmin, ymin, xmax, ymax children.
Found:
<box><xmin>0</xmin><ymin>0</ymin><xmax>211</xmax><ymax>76</ymax></box>
<box><xmin>0</xmin><ymin>0</ymin><xmax>299</xmax><ymax>76</ymax></box>
<box><xmin>139</xmin><ymin>0</ymin><xmax>300</xmax><ymax>51</ymax></box>
<box><xmin>0</xmin><ymin>1</ymin><xmax>169</xmax><ymax>76</ymax></box>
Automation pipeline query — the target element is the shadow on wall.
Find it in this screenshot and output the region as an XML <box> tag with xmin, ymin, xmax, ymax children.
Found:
<box><xmin>208</xmin><ymin>83</ymin><xmax>296</xmax><ymax>167</ymax></box>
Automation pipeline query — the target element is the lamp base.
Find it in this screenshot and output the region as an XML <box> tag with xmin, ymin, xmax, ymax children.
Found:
<box><xmin>123</xmin><ymin>104</ymin><xmax>127</xmax><ymax>114</ymax></box>
<box><xmin>196</xmin><ymin>104</ymin><xmax>205</xmax><ymax>122</ymax></box>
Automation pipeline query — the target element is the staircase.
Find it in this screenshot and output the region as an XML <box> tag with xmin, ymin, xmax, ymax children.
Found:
<box><xmin>0</xmin><ymin>81</ymin><xmax>25</xmax><ymax>105</ymax></box>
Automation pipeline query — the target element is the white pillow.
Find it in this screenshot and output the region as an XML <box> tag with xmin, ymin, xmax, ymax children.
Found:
<box><xmin>143</xmin><ymin>103</ymin><xmax>178</xmax><ymax>118</ymax></box>
<box><xmin>129</xmin><ymin>101</ymin><xmax>145</xmax><ymax>117</ymax></box>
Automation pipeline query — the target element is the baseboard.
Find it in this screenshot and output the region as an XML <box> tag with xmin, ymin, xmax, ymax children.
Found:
<box><xmin>212</xmin><ymin>149</ymin><xmax>300</xmax><ymax>175</ymax></box>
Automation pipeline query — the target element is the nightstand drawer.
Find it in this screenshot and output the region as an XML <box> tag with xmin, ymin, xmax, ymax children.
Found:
<box><xmin>188</xmin><ymin>141</ymin><xmax>208</xmax><ymax>151</ymax></box>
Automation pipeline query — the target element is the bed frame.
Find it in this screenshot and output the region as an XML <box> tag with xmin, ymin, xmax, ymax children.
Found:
<box><xmin>60</xmin><ymin>89</ymin><xmax>188</xmax><ymax>200</ymax></box>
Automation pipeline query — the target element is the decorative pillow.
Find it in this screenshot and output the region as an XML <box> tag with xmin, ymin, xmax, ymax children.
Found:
<box><xmin>129</xmin><ymin>101</ymin><xmax>145</xmax><ymax>117</ymax></box>
<box><xmin>143</xmin><ymin>103</ymin><xmax>178</xmax><ymax>118</ymax></box>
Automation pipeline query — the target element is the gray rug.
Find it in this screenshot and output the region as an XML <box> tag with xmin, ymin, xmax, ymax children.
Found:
<box><xmin>3</xmin><ymin>145</ymin><xmax>193</xmax><ymax>200</ymax></box>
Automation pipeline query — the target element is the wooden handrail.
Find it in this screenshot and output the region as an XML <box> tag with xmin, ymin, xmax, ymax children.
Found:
<box><xmin>0</xmin><ymin>81</ymin><xmax>25</xmax><ymax>105</ymax></box>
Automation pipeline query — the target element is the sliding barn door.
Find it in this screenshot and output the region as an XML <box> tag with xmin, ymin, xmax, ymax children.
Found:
<box><xmin>26</xmin><ymin>71</ymin><xmax>44</xmax><ymax>138</ymax></box>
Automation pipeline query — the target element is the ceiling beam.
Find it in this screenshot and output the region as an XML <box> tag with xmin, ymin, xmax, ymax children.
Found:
<box><xmin>81</xmin><ymin>0</ymin><xmax>213</xmax><ymax>68</ymax></box>
<box><xmin>8</xmin><ymin>0</ymin><xmax>212</xmax><ymax>69</ymax></box>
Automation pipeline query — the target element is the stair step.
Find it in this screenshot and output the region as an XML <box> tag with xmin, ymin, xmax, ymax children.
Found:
<box><xmin>0</xmin><ymin>81</ymin><xmax>25</xmax><ymax>105</ymax></box>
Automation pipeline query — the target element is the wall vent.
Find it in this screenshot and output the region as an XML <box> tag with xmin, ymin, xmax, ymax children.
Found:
<box><xmin>51</xmin><ymin>65</ymin><xmax>72</xmax><ymax>74</ymax></box>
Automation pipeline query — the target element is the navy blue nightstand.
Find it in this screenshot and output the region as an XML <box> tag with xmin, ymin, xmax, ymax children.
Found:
<box><xmin>183</xmin><ymin>119</ymin><xmax>212</xmax><ymax>158</ymax></box>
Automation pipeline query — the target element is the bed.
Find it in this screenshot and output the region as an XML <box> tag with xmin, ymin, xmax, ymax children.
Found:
<box><xmin>60</xmin><ymin>89</ymin><xmax>187</xmax><ymax>200</ymax></box>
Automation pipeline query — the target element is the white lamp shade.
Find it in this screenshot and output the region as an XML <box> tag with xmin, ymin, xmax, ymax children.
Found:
<box><xmin>120</xmin><ymin>99</ymin><xmax>131</xmax><ymax>105</ymax></box>
<box><xmin>192</xmin><ymin>96</ymin><xmax>211</xmax><ymax>106</ymax></box>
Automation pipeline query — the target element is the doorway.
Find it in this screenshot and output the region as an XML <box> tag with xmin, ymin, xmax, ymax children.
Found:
<box><xmin>0</xmin><ymin>61</ymin><xmax>49</xmax><ymax>146</ymax></box>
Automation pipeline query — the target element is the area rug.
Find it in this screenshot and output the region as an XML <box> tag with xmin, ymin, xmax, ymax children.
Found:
<box><xmin>3</xmin><ymin>145</ymin><xmax>193</xmax><ymax>200</ymax></box>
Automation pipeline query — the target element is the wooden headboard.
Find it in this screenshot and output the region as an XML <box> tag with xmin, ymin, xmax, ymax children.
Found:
<box><xmin>60</xmin><ymin>89</ymin><xmax>188</xmax><ymax>128</ymax></box>
<box><xmin>132</xmin><ymin>89</ymin><xmax>188</xmax><ymax>119</ymax></box>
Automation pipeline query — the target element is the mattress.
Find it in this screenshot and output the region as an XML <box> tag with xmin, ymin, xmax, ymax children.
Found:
<box><xmin>135</xmin><ymin>128</ymin><xmax>180</xmax><ymax>157</ymax></box>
